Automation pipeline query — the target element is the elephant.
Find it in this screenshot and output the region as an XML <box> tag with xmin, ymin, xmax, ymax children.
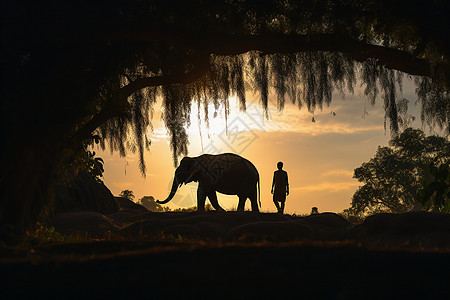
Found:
<box><xmin>157</xmin><ymin>153</ymin><xmax>261</xmax><ymax>212</ymax></box>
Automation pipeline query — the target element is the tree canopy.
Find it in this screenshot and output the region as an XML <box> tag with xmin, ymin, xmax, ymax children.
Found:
<box><xmin>138</xmin><ymin>196</ymin><xmax>166</xmax><ymax>212</ymax></box>
<box><xmin>119</xmin><ymin>190</ymin><xmax>136</xmax><ymax>201</ymax></box>
<box><xmin>2</xmin><ymin>0</ymin><xmax>450</xmax><ymax>233</ymax></box>
<box><xmin>350</xmin><ymin>128</ymin><xmax>449</xmax><ymax>215</ymax></box>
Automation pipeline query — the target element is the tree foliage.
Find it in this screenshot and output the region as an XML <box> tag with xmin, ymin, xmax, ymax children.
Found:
<box><xmin>119</xmin><ymin>190</ymin><xmax>135</xmax><ymax>201</ymax></box>
<box><xmin>351</xmin><ymin>128</ymin><xmax>449</xmax><ymax>215</ymax></box>
<box><xmin>418</xmin><ymin>163</ymin><xmax>450</xmax><ymax>212</ymax></box>
<box><xmin>56</xmin><ymin>149</ymin><xmax>105</xmax><ymax>188</ymax></box>
<box><xmin>137</xmin><ymin>196</ymin><xmax>165</xmax><ymax>212</ymax></box>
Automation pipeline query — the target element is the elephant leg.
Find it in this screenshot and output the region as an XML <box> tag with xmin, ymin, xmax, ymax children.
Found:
<box><xmin>208</xmin><ymin>191</ymin><xmax>225</xmax><ymax>212</ymax></box>
<box><xmin>249</xmin><ymin>189</ymin><xmax>259</xmax><ymax>212</ymax></box>
<box><xmin>197</xmin><ymin>186</ymin><xmax>207</xmax><ymax>212</ymax></box>
<box><xmin>237</xmin><ymin>195</ymin><xmax>246</xmax><ymax>211</ymax></box>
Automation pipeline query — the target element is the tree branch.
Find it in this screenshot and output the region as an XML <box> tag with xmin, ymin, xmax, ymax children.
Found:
<box><xmin>207</xmin><ymin>34</ymin><xmax>432</xmax><ymax>77</ymax></box>
<box><xmin>70</xmin><ymin>59</ymin><xmax>209</xmax><ymax>145</ymax></box>
<box><xmin>118</xmin><ymin>60</ymin><xmax>209</xmax><ymax>100</ymax></box>
<box><xmin>72</xmin><ymin>32</ymin><xmax>437</xmax><ymax>146</ymax></box>
<box><xmin>108</xmin><ymin>32</ymin><xmax>433</xmax><ymax>77</ymax></box>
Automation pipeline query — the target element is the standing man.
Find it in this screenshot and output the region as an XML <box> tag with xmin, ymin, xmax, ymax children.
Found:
<box><xmin>271</xmin><ymin>161</ymin><xmax>289</xmax><ymax>214</ymax></box>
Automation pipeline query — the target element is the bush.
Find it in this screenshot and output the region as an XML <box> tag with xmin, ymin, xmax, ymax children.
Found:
<box><xmin>26</xmin><ymin>222</ymin><xmax>65</xmax><ymax>244</ymax></box>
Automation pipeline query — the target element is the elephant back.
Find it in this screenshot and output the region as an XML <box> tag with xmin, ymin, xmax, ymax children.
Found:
<box><xmin>197</xmin><ymin>153</ymin><xmax>258</xmax><ymax>189</ymax></box>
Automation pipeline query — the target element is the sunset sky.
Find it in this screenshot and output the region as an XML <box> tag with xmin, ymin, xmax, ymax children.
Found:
<box><xmin>94</xmin><ymin>77</ymin><xmax>428</xmax><ymax>214</ymax></box>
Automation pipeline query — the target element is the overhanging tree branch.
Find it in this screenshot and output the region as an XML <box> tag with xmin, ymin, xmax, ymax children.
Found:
<box><xmin>71</xmin><ymin>59</ymin><xmax>209</xmax><ymax>145</ymax></box>
<box><xmin>109</xmin><ymin>32</ymin><xmax>434</xmax><ymax>77</ymax></box>
<box><xmin>73</xmin><ymin>32</ymin><xmax>441</xmax><ymax>146</ymax></box>
<box><xmin>207</xmin><ymin>34</ymin><xmax>432</xmax><ymax>77</ymax></box>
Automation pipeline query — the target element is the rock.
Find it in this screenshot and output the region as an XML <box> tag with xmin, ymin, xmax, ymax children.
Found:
<box><xmin>115</xmin><ymin>212</ymin><xmax>351</xmax><ymax>242</ymax></box>
<box><xmin>49</xmin><ymin>211</ymin><xmax>118</xmax><ymax>238</ymax></box>
<box><xmin>53</xmin><ymin>172</ymin><xmax>118</xmax><ymax>214</ymax></box>
<box><xmin>226</xmin><ymin>221</ymin><xmax>315</xmax><ymax>242</ymax></box>
<box><xmin>114</xmin><ymin>197</ymin><xmax>149</xmax><ymax>213</ymax></box>
<box><xmin>195</xmin><ymin>221</ymin><xmax>226</xmax><ymax>237</ymax></box>
<box><xmin>346</xmin><ymin>211</ymin><xmax>450</xmax><ymax>248</ymax></box>
<box><xmin>164</xmin><ymin>224</ymin><xmax>201</xmax><ymax>237</ymax></box>
<box><xmin>302</xmin><ymin>212</ymin><xmax>352</xmax><ymax>240</ymax></box>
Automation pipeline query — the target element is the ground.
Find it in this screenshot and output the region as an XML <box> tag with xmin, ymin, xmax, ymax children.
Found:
<box><xmin>1</xmin><ymin>211</ymin><xmax>449</xmax><ymax>298</ymax></box>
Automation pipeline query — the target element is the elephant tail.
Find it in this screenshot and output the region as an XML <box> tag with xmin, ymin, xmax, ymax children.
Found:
<box><xmin>257</xmin><ymin>171</ymin><xmax>261</xmax><ymax>208</ymax></box>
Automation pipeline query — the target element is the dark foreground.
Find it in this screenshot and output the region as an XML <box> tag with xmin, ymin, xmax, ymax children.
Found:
<box><xmin>1</xmin><ymin>211</ymin><xmax>450</xmax><ymax>299</ymax></box>
<box><xmin>1</xmin><ymin>242</ymin><xmax>449</xmax><ymax>299</ymax></box>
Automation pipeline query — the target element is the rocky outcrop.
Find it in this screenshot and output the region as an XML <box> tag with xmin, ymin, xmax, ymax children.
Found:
<box><xmin>49</xmin><ymin>211</ymin><xmax>118</xmax><ymax>238</ymax></box>
<box><xmin>119</xmin><ymin>212</ymin><xmax>351</xmax><ymax>242</ymax></box>
<box><xmin>53</xmin><ymin>172</ymin><xmax>118</xmax><ymax>214</ymax></box>
<box><xmin>114</xmin><ymin>197</ymin><xmax>149</xmax><ymax>213</ymax></box>
<box><xmin>346</xmin><ymin>211</ymin><xmax>450</xmax><ymax>248</ymax></box>
<box><xmin>50</xmin><ymin>172</ymin><xmax>150</xmax><ymax>237</ymax></box>
<box><xmin>48</xmin><ymin>202</ymin><xmax>450</xmax><ymax>250</ymax></box>
<box><xmin>106</xmin><ymin>197</ymin><xmax>150</xmax><ymax>226</ymax></box>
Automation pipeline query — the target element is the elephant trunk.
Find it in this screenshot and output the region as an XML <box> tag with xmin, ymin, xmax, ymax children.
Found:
<box><xmin>157</xmin><ymin>174</ymin><xmax>181</xmax><ymax>204</ymax></box>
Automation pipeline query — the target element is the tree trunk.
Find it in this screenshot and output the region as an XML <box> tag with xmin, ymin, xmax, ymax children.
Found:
<box><xmin>0</xmin><ymin>139</ymin><xmax>63</xmax><ymax>236</ymax></box>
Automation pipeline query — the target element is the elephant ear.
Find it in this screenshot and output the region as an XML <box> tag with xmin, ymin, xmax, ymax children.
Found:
<box><xmin>185</xmin><ymin>168</ymin><xmax>200</xmax><ymax>182</ymax></box>
<box><xmin>187</xmin><ymin>158</ymin><xmax>202</xmax><ymax>182</ymax></box>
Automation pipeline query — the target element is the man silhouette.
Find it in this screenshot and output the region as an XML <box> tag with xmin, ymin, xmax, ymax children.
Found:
<box><xmin>271</xmin><ymin>161</ymin><xmax>289</xmax><ymax>214</ymax></box>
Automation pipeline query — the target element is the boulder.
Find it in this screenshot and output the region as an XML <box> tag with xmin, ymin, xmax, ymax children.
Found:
<box><xmin>346</xmin><ymin>211</ymin><xmax>450</xmax><ymax>248</ymax></box>
<box><xmin>53</xmin><ymin>171</ymin><xmax>118</xmax><ymax>214</ymax></box>
<box><xmin>226</xmin><ymin>221</ymin><xmax>315</xmax><ymax>242</ymax></box>
<box><xmin>106</xmin><ymin>198</ymin><xmax>150</xmax><ymax>226</ymax></box>
<box><xmin>114</xmin><ymin>197</ymin><xmax>149</xmax><ymax>213</ymax></box>
<box><xmin>49</xmin><ymin>211</ymin><xmax>118</xmax><ymax>238</ymax></box>
<box><xmin>302</xmin><ymin>212</ymin><xmax>351</xmax><ymax>240</ymax></box>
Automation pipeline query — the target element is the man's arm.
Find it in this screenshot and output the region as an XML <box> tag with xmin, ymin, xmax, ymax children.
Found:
<box><xmin>271</xmin><ymin>171</ymin><xmax>276</xmax><ymax>194</ymax></box>
<box><xmin>285</xmin><ymin>171</ymin><xmax>289</xmax><ymax>196</ymax></box>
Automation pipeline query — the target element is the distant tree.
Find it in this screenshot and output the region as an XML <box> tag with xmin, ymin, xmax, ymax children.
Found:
<box><xmin>351</xmin><ymin>128</ymin><xmax>449</xmax><ymax>215</ymax></box>
<box><xmin>339</xmin><ymin>208</ymin><xmax>365</xmax><ymax>224</ymax></box>
<box><xmin>138</xmin><ymin>196</ymin><xmax>164</xmax><ymax>212</ymax></box>
<box><xmin>119</xmin><ymin>190</ymin><xmax>135</xmax><ymax>201</ymax></box>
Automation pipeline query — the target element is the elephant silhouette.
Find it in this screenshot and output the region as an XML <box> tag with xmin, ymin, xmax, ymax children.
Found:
<box><xmin>157</xmin><ymin>153</ymin><xmax>261</xmax><ymax>212</ymax></box>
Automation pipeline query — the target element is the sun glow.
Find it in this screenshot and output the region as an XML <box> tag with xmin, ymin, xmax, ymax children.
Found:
<box><xmin>187</xmin><ymin>96</ymin><xmax>268</xmax><ymax>140</ymax></box>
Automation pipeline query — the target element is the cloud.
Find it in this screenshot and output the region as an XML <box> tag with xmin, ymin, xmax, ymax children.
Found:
<box><xmin>151</xmin><ymin>128</ymin><xmax>168</xmax><ymax>139</ymax></box>
<box><xmin>321</xmin><ymin>169</ymin><xmax>354</xmax><ymax>178</ymax></box>
<box><xmin>260</xmin><ymin>99</ymin><xmax>386</xmax><ymax>136</ymax></box>
<box><xmin>217</xmin><ymin>94</ymin><xmax>386</xmax><ymax>137</ymax></box>
<box><xmin>149</xmin><ymin>91</ymin><xmax>388</xmax><ymax>142</ymax></box>
<box><xmin>292</xmin><ymin>181</ymin><xmax>359</xmax><ymax>192</ymax></box>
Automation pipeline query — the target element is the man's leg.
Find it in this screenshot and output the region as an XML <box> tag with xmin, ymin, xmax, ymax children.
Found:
<box><xmin>280</xmin><ymin>201</ymin><xmax>285</xmax><ymax>214</ymax></box>
<box><xmin>273</xmin><ymin>198</ymin><xmax>280</xmax><ymax>213</ymax></box>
